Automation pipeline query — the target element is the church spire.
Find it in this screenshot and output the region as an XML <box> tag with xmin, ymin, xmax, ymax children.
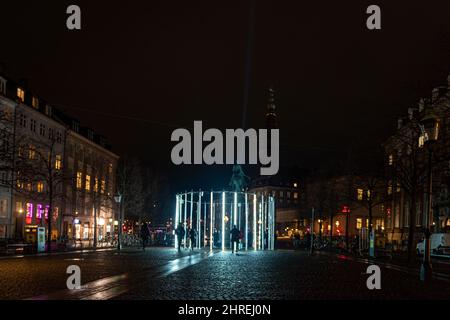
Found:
<box><xmin>266</xmin><ymin>85</ymin><xmax>278</xmax><ymax>129</ymax></box>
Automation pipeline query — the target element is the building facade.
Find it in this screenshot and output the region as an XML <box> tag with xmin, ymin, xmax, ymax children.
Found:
<box><xmin>383</xmin><ymin>75</ymin><xmax>450</xmax><ymax>247</ymax></box>
<box><xmin>0</xmin><ymin>72</ymin><xmax>119</xmax><ymax>243</ymax></box>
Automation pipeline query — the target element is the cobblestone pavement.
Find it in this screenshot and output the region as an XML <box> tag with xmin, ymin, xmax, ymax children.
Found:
<box><xmin>1</xmin><ymin>248</ymin><xmax>449</xmax><ymax>300</ymax></box>
<box><xmin>114</xmin><ymin>249</ymin><xmax>450</xmax><ymax>300</ymax></box>
<box><xmin>0</xmin><ymin>247</ymin><xmax>196</xmax><ymax>299</ymax></box>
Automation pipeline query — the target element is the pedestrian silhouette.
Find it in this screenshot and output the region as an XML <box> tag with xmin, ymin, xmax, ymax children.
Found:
<box><xmin>140</xmin><ymin>222</ymin><xmax>150</xmax><ymax>251</ymax></box>
<box><xmin>230</xmin><ymin>225</ymin><xmax>240</xmax><ymax>253</ymax></box>
<box><xmin>175</xmin><ymin>223</ymin><xmax>185</xmax><ymax>252</ymax></box>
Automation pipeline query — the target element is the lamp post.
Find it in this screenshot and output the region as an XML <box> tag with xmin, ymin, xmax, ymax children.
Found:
<box><xmin>419</xmin><ymin>111</ymin><xmax>440</xmax><ymax>282</ymax></box>
<box><xmin>342</xmin><ymin>206</ymin><xmax>350</xmax><ymax>251</ymax></box>
<box><xmin>114</xmin><ymin>194</ymin><xmax>123</xmax><ymax>251</ymax></box>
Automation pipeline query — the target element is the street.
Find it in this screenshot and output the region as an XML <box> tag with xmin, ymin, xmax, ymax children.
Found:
<box><xmin>0</xmin><ymin>248</ymin><xmax>449</xmax><ymax>300</ymax></box>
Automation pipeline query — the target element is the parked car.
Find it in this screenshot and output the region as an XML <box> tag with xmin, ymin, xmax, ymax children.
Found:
<box><xmin>416</xmin><ymin>233</ymin><xmax>450</xmax><ymax>255</ymax></box>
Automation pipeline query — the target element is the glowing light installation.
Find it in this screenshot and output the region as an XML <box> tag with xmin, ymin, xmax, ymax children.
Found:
<box><xmin>174</xmin><ymin>191</ymin><xmax>275</xmax><ymax>252</ymax></box>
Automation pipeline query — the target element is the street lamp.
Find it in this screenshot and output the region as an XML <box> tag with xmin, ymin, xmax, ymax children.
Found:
<box><xmin>114</xmin><ymin>194</ymin><xmax>123</xmax><ymax>251</ymax></box>
<box><xmin>419</xmin><ymin>111</ymin><xmax>440</xmax><ymax>282</ymax></box>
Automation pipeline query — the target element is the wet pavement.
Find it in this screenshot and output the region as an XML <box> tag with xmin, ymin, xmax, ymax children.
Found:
<box><xmin>0</xmin><ymin>247</ymin><xmax>449</xmax><ymax>300</ymax></box>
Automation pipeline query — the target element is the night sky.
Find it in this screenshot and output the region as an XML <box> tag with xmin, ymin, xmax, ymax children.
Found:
<box><xmin>1</xmin><ymin>0</ymin><xmax>449</xmax><ymax>192</ymax></box>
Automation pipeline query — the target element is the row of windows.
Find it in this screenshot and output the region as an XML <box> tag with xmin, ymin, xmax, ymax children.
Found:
<box><xmin>76</xmin><ymin>172</ymin><xmax>107</xmax><ymax>194</ymax></box>
<box><xmin>16</xmin><ymin>181</ymin><xmax>45</xmax><ymax>193</ymax></box>
<box><xmin>18</xmin><ymin>113</ymin><xmax>62</xmax><ymax>142</ymax></box>
<box><xmin>17</xmin><ymin>146</ymin><xmax>62</xmax><ymax>169</ymax></box>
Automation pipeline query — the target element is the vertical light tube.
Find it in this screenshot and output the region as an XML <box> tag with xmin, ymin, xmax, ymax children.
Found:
<box><xmin>222</xmin><ymin>191</ymin><xmax>225</xmax><ymax>251</ymax></box>
<box><xmin>189</xmin><ymin>191</ymin><xmax>193</xmax><ymax>229</ymax></box>
<box><xmin>203</xmin><ymin>202</ymin><xmax>206</xmax><ymax>247</ymax></box>
<box><xmin>253</xmin><ymin>194</ymin><xmax>257</xmax><ymax>250</ymax></box>
<box><xmin>259</xmin><ymin>197</ymin><xmax>263</xmax><ymax>250</ymax></box>
<box><xmin>245</xmin><ymin>193</ymin><xmax>248</xmax><ymax>251</ymax></box>
<box><xmin>267</xmin><ymin>197</ymin><xmax>270</xmax><ymax>250</ymax></box>
<box><xmin>210</xmin><ymin>191</ymin><xmax>213</xmax><ymax>250</ymax></box>
<box><xmin>184</xmin><ymin>193</ymin><xmax>187</xmax><ymax>248</ymax></box>
<box><xmin>197</xmin><ymin>192</ymin><xmax>201</xmax><ymax>249</ymax></box>
<box><xmin>270</xmin><ymin>196</ymin><xmax>275</xmax><ymax>250</ymax></box>
<box><xmin>233</xmin><ymin>192</ymin><xmax>237</xmax><ymax>252</ymax></box>
<box><xmin>175</xmin><ymin>194</ymin><xmax>179</xmax><ymax>249</ymax></box>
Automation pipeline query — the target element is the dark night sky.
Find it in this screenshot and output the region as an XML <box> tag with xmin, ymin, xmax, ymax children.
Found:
<box><xmin>1</xmin><ymin>0</ymin><xmax>449</xmax><ymax>192</ymax></box>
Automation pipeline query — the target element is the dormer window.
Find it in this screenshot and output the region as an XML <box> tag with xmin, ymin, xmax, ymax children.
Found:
<box><xmin>17</xmin><ymin>87</ymin><xmax>25</xmax><ymax>103</ymax></box>
<box><xmin>32</xmin><ymin>96</ymin><xmax>39</xmax><ymax>109</ymax></box>
<box><xmin>0</xmin><ymin>77</ymin><xmax>6</xmax><ymax>95</ymax></box>
<box><xmin>87</xmin><ymin>129</ymin><xmax>94</xmax><ymax>141</ymax></box>
<box><xmin>72</xmin><ymin>121</ymin><xmax>79</xmax><ymax>133</ymax></box>
<box><xmin>45</xmin><ymin>105</ymin><xmax>52</xmax><ymax>117</ymax></box>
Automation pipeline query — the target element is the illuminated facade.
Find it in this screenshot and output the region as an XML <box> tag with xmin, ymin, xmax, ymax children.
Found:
<box><xmin>0</xmin><ymin>72</ymin><xmax>119</xmax><ymax>242</ymax></box>
<box><xmin>174</xmin><ymin>191</ymin><xmax>275</xmax><ymax>251</ymax></box>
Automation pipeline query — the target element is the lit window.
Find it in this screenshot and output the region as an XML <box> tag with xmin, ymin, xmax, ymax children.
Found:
<box><xmin>388</xmin><ymin>154</ymin><xmax>394</xmax><ymax>166</ymax></box>
<box><xmin>418</xmin><ymin>135</ymin><xmax>425</xmax><ymax>148</ymax></box>
<box><xmin>108</xmin><ymin>163</ymin><xmax>113</xmax><ymax>174</ymax></box>
<box><xmin>37</xmin><ymin>182</ymin><xmax>44</xmax><ymax>193</ymax></box>
<box><xmin>357</xmin><ymin>188</ymin><xmax>363</xmax><ymax>201</ymax></box>
<box><xmin>94</xmin><ymin>177</ymin><xmax>99</xmax><ymax>192</ymax></box>
<box><xmin>387</xmin><ymin>181</ymin><xmax>393</xmax><ymax>195</ymax></box>
<box><xmin>293</xmin><ymin>192</ymin><xmax>298</xmax><ymax>199</ymax></box>
<box><xmin>32</xmin><ymin>96</ymin><xmax>39</xmax><ymax>109</ymax></box>
<box><xmin>76</xmin><ymin>172</ymin><xmax>83</xmax><ymax>189</ymax></box>
<box><xmin>17</xmin><ymin>87</ymin><xmax>25</xmax><ymax>102</ymax></box>
<box><xmin>55</xmin><ymin>155</ymin><xmax>62</xmax><ymax>170</ymax></box>
<box><xmin>101</xmin><ymin>180</ymin><xmax>106</xmax><ymax>194</ymax></box>
<box><xmin>367</xmin><ymin>190</ymin><xmax>371</xmax><ymax>199</ymax></box>
<box><xmin>28</xmin><ymin>145</ymin><xmax>35</xmax><ymax>160</ymax></box>
<box><xmin>396</xmin><ymin>183</ymin><xmax>401</xmax><ymax>193</ymax></box>
<box><xmin>85</xmin><ymin>175</ymin><xmax>91</xmax><ymax>191</ymax></box>
<box><xmin>356</xmin><ymin>218</ymin><xmax>362</xmax><ymax>229</ymax></box>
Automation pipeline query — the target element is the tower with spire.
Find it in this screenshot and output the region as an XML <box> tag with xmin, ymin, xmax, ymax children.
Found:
<box><xmin>266</xmin><ymin>85</ymin><xmax>278</xmax><ymax>130</ymax></box>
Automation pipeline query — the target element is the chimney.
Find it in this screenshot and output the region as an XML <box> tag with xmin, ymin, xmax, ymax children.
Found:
<box><xmin>397</xmin><ymin>118</ymin><xmax>403</xmax><ymax>129</ymax></box>
<box><xmin>408</xmin><ymin>108</ymin><xmax>414</xmax><ymax>120</ymax></box>
<box><xmin>432</xmin><ymin>87</ymin><xmax>439</xmax><ymax>102</ymax></box>
<box><xmin>418</xmin><ymin>98</ymin><xmax>425</xmax><ymax>112</ymax></box>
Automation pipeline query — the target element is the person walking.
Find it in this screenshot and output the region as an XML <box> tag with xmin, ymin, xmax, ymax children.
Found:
<box><xmin>140</xmin><ymin>222</ymin><xmax>150</xmax><ymax>251</ymax></box>
<box><xmin>189</xmin><ymin>228</ymin><xmax>196</xmax><ymax>251</ymax></box>
<box><xmin>175</xmin><ymin>223</ymin><xmax>185</xmax><ymax>252</ymax></box>
<box><xmin>230</xmin><ymin>225</ymin><xmax>240</xmax><ymax>253</ymax></box>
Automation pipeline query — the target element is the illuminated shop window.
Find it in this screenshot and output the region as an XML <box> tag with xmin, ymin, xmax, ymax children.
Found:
<box><xmin>357</xmin><ymin>189</ymin><xmax>363</xmax><ymax>201</ymax></box>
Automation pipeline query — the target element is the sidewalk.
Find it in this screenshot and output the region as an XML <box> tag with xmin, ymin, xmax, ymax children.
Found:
<box><xmin>0</xmin><ymin>243</ymin><xmax>117</xmax><ymax>259</ymax></box>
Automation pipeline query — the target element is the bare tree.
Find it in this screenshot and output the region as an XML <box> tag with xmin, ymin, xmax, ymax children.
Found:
<box><xmin>12</xmin><ymin>129</ymin><xmax>69</xmax><ymax>250</ymax></box>
<box><xmin>117</xmin><ymin>157</ymin><xmax>146</xmax><ymax>226</ymax></box>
